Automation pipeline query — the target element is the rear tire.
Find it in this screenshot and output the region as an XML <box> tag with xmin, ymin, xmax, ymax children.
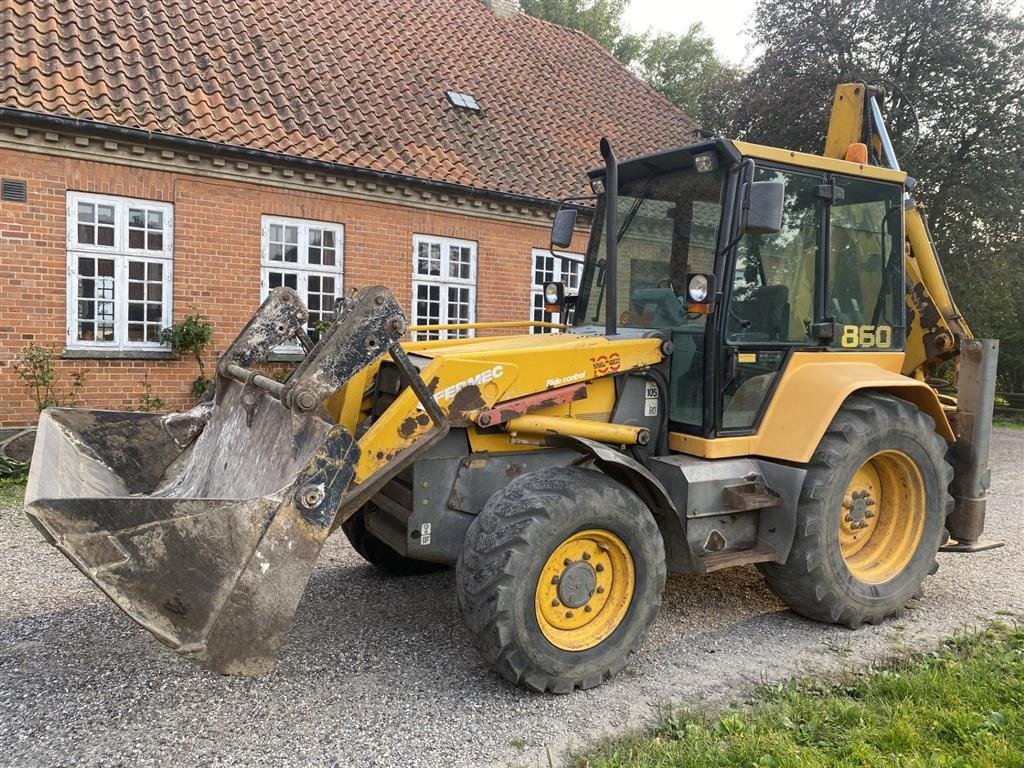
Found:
<box><xmin>758</xmin><ymin>392</ymin><xmax>952</xmax><ymax>627</ymax></box>
<box><xmin>341</xmin><ymin>505</ymin><xmax>447</xmax><ymax>576</ymax></box>
<box><xmin>456</xmin><ymin>466</ymin><xmax>666</xmax><ymax>693</ymax></box>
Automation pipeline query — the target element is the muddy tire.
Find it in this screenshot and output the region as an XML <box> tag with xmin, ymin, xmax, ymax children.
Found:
<box><xmin>341</xmin><ymin>505</ymin><xmax>447</xmax><ymax>576</ymax></box>
<box><xmin>456</xmin><ymin>466</ymin><xmax>666</xmax><ymax>693</ymax></box>
<box><xmin>758</xmin><ymin>392</ymin><xmax>952</xmax><ymax>627</ymax></box>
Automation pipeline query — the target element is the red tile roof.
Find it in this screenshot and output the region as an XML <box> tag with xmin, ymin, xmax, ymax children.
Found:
<box><xmin>0</xmin><ymin>0</ymin><xmax>699</xmax><ymax>201</ymax></box>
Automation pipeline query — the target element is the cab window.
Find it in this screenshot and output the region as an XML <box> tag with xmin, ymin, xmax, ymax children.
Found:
<box><xmin>827</xmin><ymin>178</ymin><xmax>904</xmax><ymax>350</ymax></box>
<box><xmin>726</xmin><ymin>169</ymin><xmax>822</xmax><ymax>344</ymax></box>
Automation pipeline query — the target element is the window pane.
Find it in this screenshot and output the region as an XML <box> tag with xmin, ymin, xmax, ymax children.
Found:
<box><xmin>78</xmin><ymin>202</ymin><xmax>95</xmax><ymax>223</ymax></box>
<box><xmin>97</xmin><ymin>205</ymin><xmax>115</xmax><ymax>224</ymax></box>
<box><xmin>148</xmin><ymin>232</ymin><xmax>163</xmax><ymax>250</ymax></box>
<box><xmin>449</xmin><ymin>245</ymin><xmax>472</xmax><ymax>280</ymax></box>
<box><xmin>284</xmin><ymin>244</ymin><xmax>298</xmax><ymax>262</ymax></box>
<box><xmin>97</xmin><ymin>225</ymin><xmax>114</xmax><ymax>247</ymax></box>
<box><xmin>149</xmin><ymin>262</ymin><xmax>162</xmax><ymax>281</ymax></box>
<box><xmin>417</xmin><ymin>241</ymin><xmax>441</xmax><ymax>276</ymax></box>
<box><xmin>270</xmin><ymin>243</ymin><xmax>283</xmax><ymax>261</ymax></box>
<box><xmin>129</xmin><ymin>282</ymin><xmax>144</xmax><ymax>301</ymax></box>
<box><xmin>129</xmin><ymin>209</ymin><xmax>144</xmax><ymax>228</ymax></box>
<box><xmin>98</xmin><ymin>259</ymin><xmax>114</xmax><ymax>278</ymax></box>
<box><xmin>78</xmin><ymin>257</ymin><xmax>95</xmax><ymax>277</ymax></box>
<box><xmin>309</xmin><ymin>229</ymin><xmax>322</xmax><ymax>247</ymax></box>
<box><xmin>323</xmin><ymin>231</ymin><xmax>335</xmax><ymax>248</ymax></box>
<box><xmin>147</xmin><ymin>211</ymin><xmax>162</xmax><ymax>229</ymax></box>
<box><xmin>284</xmin><ymin>273</ymin><xmax>297</xmax><ymax>289</ymax></box>
<box><xmin>269</xmin><ymin>272</ymin><xmax>282</xmax><ymax>289</ymax></box>
<box><xmin>78</xmin><ymin>224</ymin><xmax>95</xmax><ymax>245</ymax></box>
<box><xmin>270</xmin><ymin>224</ymin><xmax>282</xmax><ymax>241</ymax></box>
<box><xmin>827</xmin><ymin>178</ymin><xmax>903</xmax><ymax>350</ymax></box>
<box><xmin>727</xmin><ymin>170</ymin><xmax>822</xmax><ymax>344</ymax></box>
<box><xmin>129</xmin><ymin>229</ymin><xmax>145</xmax><ymax>249</ymax></box>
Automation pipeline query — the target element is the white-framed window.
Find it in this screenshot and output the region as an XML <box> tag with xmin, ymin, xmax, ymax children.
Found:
<box><xmin>66</xmin><ymin>192</ymin><xmax>174</xmax><ymax>349</ymax></box>
<box><xmin>411</xmin><ymin>235</ymin><xmax>477</xmax><ymax>340</ymax></box>
<box><xmin>260</xmin><ymin>216</ymin><xmax>344</xmax><ymax>338</ymax></box>
<box><xmin>531</xmin><ymin>248</ymin><xmax>583</xmax><ymax>332</ymax></box>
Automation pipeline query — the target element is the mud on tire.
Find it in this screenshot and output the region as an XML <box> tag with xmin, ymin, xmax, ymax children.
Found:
<box><xmin>758</xmin><ymin>392</ymin><xmax>953</xmax><ymax>627</ymax></box>
<box><xmin>456</xmin><ymin>466</ymin><xmax>666</xmax><ymax>693</ymax></box>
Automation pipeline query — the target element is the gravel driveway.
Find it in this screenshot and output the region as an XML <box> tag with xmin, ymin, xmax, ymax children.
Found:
<box><xmin>2</xmin><ymin>428</ymin><xmax>1021</xmax><ymax>768</ymax></box>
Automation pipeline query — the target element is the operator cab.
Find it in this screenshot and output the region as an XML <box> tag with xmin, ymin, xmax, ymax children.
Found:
<box><xmin>550</xmin><ymin>138</ymin><xmax>907</xmax><ymax>442</ymax></box>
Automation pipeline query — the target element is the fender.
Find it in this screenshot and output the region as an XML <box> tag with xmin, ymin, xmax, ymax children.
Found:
<box><xmin>550</xmin><ymin>435</ymin><xmax>701</xmax><ymax>572</ymax></box>
<box><xmin>670</xmin><ymin>351</ymin><xmax>954</xmax><ymax>464</ymax></box>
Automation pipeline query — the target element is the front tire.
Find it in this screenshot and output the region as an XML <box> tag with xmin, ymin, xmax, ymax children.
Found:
<box><xmin>758</xmin><ymin>392</ymin><xmax>953</xmax><ymax>627</ymax></box>
<box><xmin>456</xmin><ymin>467</ymin><xmax>666</xmax><ymax>693</ymax></box>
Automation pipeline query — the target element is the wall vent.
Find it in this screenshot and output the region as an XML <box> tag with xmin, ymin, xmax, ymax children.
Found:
<box><xmin>1</xmin><ymin>178</ymin><xmax>27</xmax><ymax>203</ymax></box>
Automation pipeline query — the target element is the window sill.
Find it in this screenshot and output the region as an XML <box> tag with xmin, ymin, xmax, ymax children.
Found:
<box><xmin>62</xmin><ymin>348</ymin><xmax>178</xmax><ymax>361</ymax></box>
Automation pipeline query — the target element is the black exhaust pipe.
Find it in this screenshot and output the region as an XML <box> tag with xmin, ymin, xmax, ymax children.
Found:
<box><xmin>600</xmin><ymin>138</ymin><xmax>618</xmax><ymax>337</ymax></box>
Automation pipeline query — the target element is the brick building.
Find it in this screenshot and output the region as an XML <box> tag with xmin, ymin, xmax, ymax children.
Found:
<box><xmin>0</xmin><ymin>0</ymin><xmax>696</xmax><ymax>427</ymax></box>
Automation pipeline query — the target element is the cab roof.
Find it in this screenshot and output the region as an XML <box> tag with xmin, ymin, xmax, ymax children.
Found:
<box><xmin>588</xmin><ymin>138</ymin><xmax>907</xmax><ymax>185</ymax></box>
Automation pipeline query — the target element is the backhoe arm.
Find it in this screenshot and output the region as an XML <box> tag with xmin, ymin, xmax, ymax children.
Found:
<box><xmin>824</xmin><ymin>82</ymin><xmax>1000</xmax><ymax>550</ymax></box>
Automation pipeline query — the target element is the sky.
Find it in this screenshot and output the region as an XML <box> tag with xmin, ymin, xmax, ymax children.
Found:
<box><xmin>621</xmin><ymin>0</ymin><xmax>1024</xmax><ymax>67</ymax></box>
<box><xmin>621</xmin><ymin>0</ymin><xmax>758</xmax><ymax>66</ymax></box>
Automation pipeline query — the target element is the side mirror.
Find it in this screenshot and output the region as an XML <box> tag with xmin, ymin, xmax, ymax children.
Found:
<box><xmin>550</xmin><ymin>207</ymin><xmax>578</xmax><ymax>249</ymax></box>
<box><xmin>744</xmin><ymin>180</ymin><xmax>784</xmax><ymax>235</ymax></box>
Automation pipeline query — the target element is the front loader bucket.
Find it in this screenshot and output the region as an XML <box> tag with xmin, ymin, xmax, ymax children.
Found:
<box><xmin>24</xmin><ymin>286</ymin><xmax>415</xmax><ymax>675</ymax></box>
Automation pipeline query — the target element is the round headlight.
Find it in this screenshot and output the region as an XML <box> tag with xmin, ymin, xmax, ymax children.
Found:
<box><xmin>544</xmin><ymin>282</ymin><xmax>561</xmax><ymax>304</ymax></box>
<box><xmin>687</xmin><ymin>274</ymin><xmax>710</xmax><ymax>303</ymax></box>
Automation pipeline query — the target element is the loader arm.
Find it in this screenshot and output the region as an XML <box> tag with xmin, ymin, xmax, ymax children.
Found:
<box><xmin>824</xmin><ymin>82</ymin><xmax>1000</xmax><ymax>551</ymax></box>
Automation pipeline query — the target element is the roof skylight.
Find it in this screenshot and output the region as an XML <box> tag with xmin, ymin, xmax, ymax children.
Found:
<box><xmin>446</xmin><ymin>90</ymin><xmax>481</xmax><ymax>111</ymax></box>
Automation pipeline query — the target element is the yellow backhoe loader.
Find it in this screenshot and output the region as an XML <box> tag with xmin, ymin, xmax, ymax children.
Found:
<box><xmin>26</xmin><ymin>84</ymin><xmax>999</xmax><ymax>692</ymax></box>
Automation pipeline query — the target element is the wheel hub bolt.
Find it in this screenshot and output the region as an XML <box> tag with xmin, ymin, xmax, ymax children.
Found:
<box><xmin>584</xmin><ymin>605</ymin><xmax>592</xmax><ymax>613</ymax></box>
<box><xmin>565</xmin><ymin>611</ymin><xmax>573</xmax><ymax>619</ymax></box>
<box><xmin>595</xmin><ymin>564</ymin><xmax>605</xmax><ymax>573</ymax></box>
<box><xmin>582</xmin><ymin>552</ymin><xmax>591</xmax><ymax>561</ymax></box>
<box><xmin>596</xmin><ymin>586</ymin><xmax>605</xmax><ymax>594</ymax></box>
<box><xmin>551</xmin><ymin>599</ymin><xmax>560</xmax><ymax>607</ymax></box>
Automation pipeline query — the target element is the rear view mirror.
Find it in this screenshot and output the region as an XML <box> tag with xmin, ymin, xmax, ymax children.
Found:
<box><xmin>550</xmin><ymin>207</ymin><xmax>578</xmax><ymax>249</ymax></box>
<box><xmin>744</xmin><ymin>180</ymin><xmax>784</xmax><ymax>235</ymax></box>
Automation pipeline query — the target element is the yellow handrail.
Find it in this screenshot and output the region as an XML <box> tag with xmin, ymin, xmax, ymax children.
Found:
<box><xmin>406</xmin><ymin>320</ymin><xmax>568</xmax><ymax>332</ymax></box>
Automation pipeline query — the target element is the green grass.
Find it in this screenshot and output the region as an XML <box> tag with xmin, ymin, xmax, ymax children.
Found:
<box><xmin>994</xmin><ymin>420</ymin><xmax>1024</xmax><ymax>430</ymax></box>
<box><xmin>572</xmin><ymin>624</ymin><xmax>1024</xmax><ymax>768</ymax></box>
<box><xmin>0</xmin><ymin>478</ymin><xmax>26</xmax><ymax>508</ymax></box>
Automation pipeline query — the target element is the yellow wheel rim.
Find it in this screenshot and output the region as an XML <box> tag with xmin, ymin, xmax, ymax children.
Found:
<box><xmin>839</xmin><ymin>450</ymin><xmax>926</xmax><ymax>585</ymax></box>
<box><xmin>534</xmin><ymin>529</ymin><xmax>635</xmax><ymax>651</ymax></box>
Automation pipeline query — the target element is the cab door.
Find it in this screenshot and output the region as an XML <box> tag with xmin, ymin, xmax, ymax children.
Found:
<box><xmin>718</xmin><ymin>167</ymin><xmax>824</xmax><ymax>431</ymax></box>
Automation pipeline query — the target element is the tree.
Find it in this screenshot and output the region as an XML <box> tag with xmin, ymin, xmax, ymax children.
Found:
<box><xmin>522</xmin><ymin>3</ymin><xmax>741</xmax><ymax>130</ymax></box>
<box><xmin>733</xmin><ymin>0</ymin><xmax>1024</xmax><ymax>389</ymax></box>
<box><xmin>520</xmin><ymin>0</ymin><xmax>644</xmax><ymax>63</ymax></box>
<box><xmin>634</xmin><ymin>24</ymin><xmax>742</xmax><ymax>132</ymax></box>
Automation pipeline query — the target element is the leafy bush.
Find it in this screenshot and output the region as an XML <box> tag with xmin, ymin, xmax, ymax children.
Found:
<box><xmin>160</xmin><ymin>313</ymin><xmax>214</xmax><ymax>400</ymax></box>
<box><xmin>13</xmin><ymin>342</ymin><xmax>85</xmax><ymax>412</ymax></box>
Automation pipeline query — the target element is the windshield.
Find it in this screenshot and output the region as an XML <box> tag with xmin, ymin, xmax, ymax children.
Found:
<box><xmin>576</xmin><ymin>166</ymin><xmax>727</xmax><ymax>330</ymax></box>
